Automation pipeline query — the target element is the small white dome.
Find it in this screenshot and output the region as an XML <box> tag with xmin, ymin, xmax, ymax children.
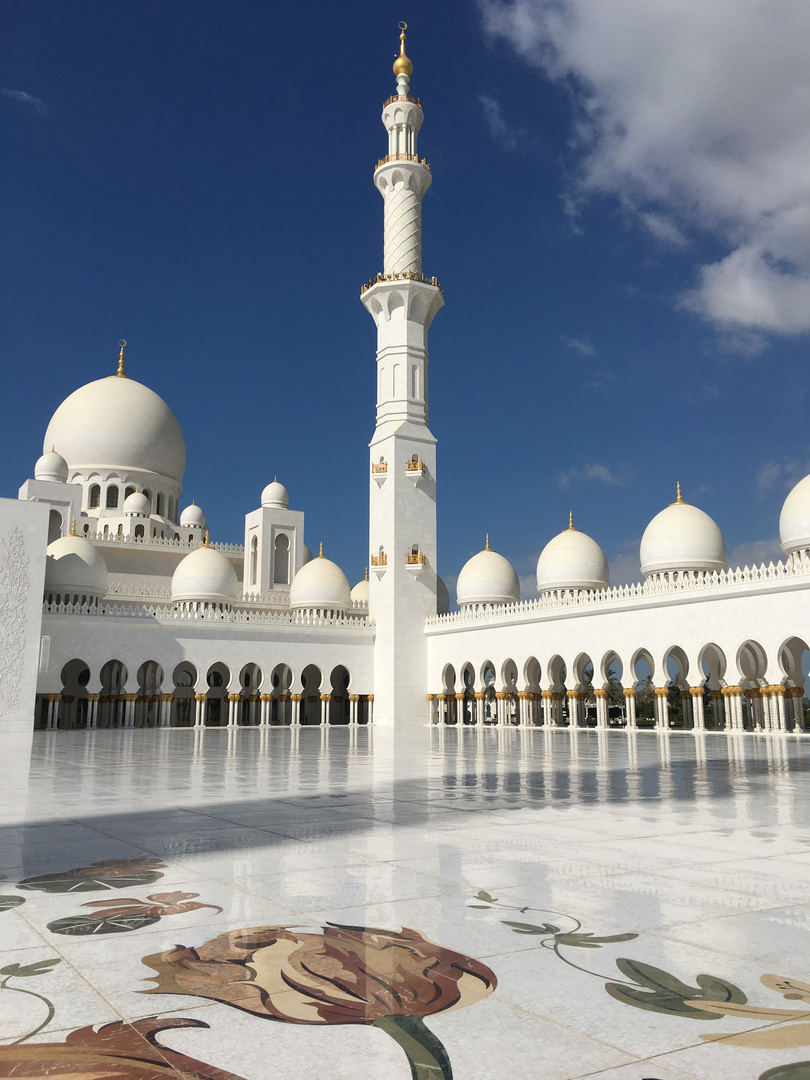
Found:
<box><xmin>290</xmin><ymin>548</ymin><xmax>351</xmax><ymax>611</ymax></box>
<box><xmin>180</xmin><ymin>501</ymin><xmax>206</xmax><ymax>528</ymax></box>
<box><xmin>537</xmin><ymin>518</ymin><xmax>609</xmax><ymax>593</ymax></box>
<box><xmin>350</xmin><ymin>573</ymin><xmax>369</xmax><ymax>606</ymax></box>
<box><xmin>45</xmin><ymin>533</ymin><xmax>108</xmax><ymax>599</ymax></box>
<box><xmin>261</xmin><ymin>480</ymin><xmax>289</xmax><ymax>509</ymax></box>
<box><xmin>171</xmin><ymin>544</ymin><xmax>239</xmax><ymax>606</ymax></box>
<box><xmin>123</xmin><ymin>491</ymin><xmax>150</xmax><ymax>516</ymax></box>
<box><xmin>456</xmin><ymin>540</ymin><xmax>520</xmax><ymax>606</ymax></box>
<box><xmin>780</xmin><ymin>474</ymin><xmax>810</xmax><ymax>556</ymax></box>
<box><xmin>44</xmin><ymin>373</ymin><xmax>186</xmax><ymax>483</ymax></box>
<box><xmin>640</xmin><ymin>488</ymin><xmax>727</xmax><ymax>578</ymax></box>
<box><xmin>35</xmin><ymin>449</ymin><xmax>69</xmax><ymax>483</ymax></box>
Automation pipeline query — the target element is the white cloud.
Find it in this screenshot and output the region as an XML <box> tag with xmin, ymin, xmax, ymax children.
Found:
<box><xmin>756</xmin><ymin>458</ymin><xmax>810</xmax><ymax>497</ymax></box>
<box><xmin>480</xmin><ymin>0</ymin><xmax>810</xmax><ymax>336</ymax></box>
<box><xmin>560</xmin><ymin>332</ymin><xmax>595</xmax><ymax>356</ymax></box>
<box><xmin>728</xmin><ymin>536</ymin><xmax>784</xmax><ymax>569</ymax></box>
<box><xmin>609</xmin><ymin>547</ymin><xmax>641</xmax><ymax>587</ymax></box>
<box><xmin>1</xmin><ymin>88</ymin><xmax>47</xmax><ymax>114</ymax></box>
<box><xmin>479</xmin><ymin>93</ymin><xmax>521</xmax><ymax>149</ymax></box>
<box><xmin>559</xmin><ymin>462</ymin><xmax>626</xmax><ymax>487</ymax></box>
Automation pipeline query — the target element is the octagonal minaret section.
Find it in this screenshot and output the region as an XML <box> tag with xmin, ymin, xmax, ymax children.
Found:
<box><xmin>362</xmin><ymin>24</ymin><xmax>443</xmax><ymax>726</ymax></box>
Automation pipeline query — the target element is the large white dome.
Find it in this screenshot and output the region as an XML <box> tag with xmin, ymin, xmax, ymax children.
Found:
<box><xmin>640</xmin><ymin>489</ymin><xmax>727</xmax><ymax>578</ymax></box>
<box><xmin>172</xmin><ymin>544</ymin><xmax>239</xmax><ymax>606</ymax></box>
<box><xmin>780</xmin><ymin>474</ymin><xmax>810</xmax><ymax>557</ymax></box>
<box><xmin>536</xmin><ymin>519</ymin><xmax>609</xmax><ymax>593</ymax></box>
<box><xmin>290</xmin><ymin>549</ymin><xmax>350</xmax><ymax>611</ymax></box>
<box><xmin>44</xmin><ymin>374</ymin><xmax>186</xmax><ymax>484</ymax></box>
<box><xmin>44</xmin><ymin>533</ymin><xmax>108</xmax><ymax>600</ymax></box>
<box><xmin>456</xmin><ymin>541</ymin><xmax>520</xmax><ymax>607</ymax></box>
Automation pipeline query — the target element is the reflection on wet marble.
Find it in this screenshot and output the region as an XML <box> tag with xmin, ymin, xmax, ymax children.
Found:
<box><xmin>0</xmin><ymin>726</ymin><xmax>809</xmax><ymax>1079</ymax></box>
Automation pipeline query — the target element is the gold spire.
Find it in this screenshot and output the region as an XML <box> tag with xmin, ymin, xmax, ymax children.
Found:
<box><xmin>568</xmin><ymin>510</ymin><xmax>575</xmax><ymax>531</ymax></box>
<box><xmin>203</xmin><ymin>530</ymin><xmax>210</xmax><ymax>547</ymax></box>
<box><xmin>116</xmin><ymin>339</ymin><xmax>127</xmax><ymax>378</ymax></box>
<box><xmin>364</xmin><ymin>566</ymin><xmax>369</xmax><ymax>581</ymax></box>
<box><xmin>319</xmin><ymin>541</ymin><xmax>324</xmax><ymax>558</ymax></box>
<box><xmin>393</xmin><ymin>21</ymin><xmax>413</xmax><ymax>78</ymax></box>
<box><xmin>676</xmin><ymin>481</ymin><xmax>683</xmax><ymax>503</ymax></box>
<box><xmin>70</xmin><ymin>518</ymin><xmax>78</xmax><ymax>536</ymax></box>
<box><xmin>485</xmin><ymin>534</ymin><xmax>490</xmax><ymax>550</ymax></box>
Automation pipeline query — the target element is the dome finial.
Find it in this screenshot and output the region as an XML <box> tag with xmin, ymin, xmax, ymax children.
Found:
<box><xmin>364</xmin><ymin>566</ymin><xmax>369</xmax><ymax>581</ymax></box>
<box><xmin>676</xmin><ymin>481</ymin><xmax>683</xmax><ymax>503</ymax></box>
<box><xmin>203</xmin><ymin>530</ymin><xmax>210</xmax><ymax>548</ymax></box>
<box><xmin>393</xmin><ymin>21</ymin><xmax>413</xmax><ymax>80</ymax></box>
<box><xmin>70</xmin><ymin>517</ymin><xmax>77</xmax><ymax>536</ymax></box>
<box><xmin>319</xmin><ymin>541</ymin><xmax>324</xmax><ymax>558</ymax></box>
<box><xmin>568</xmin><ymin>510</ymin><xmax>575</xmax><ymax>531</ymax></box>
<box><xmin>485</xmin><ymin>533</ymin><xmax>490</xmax><ymax>550</ymax></box>
<box><xmin>116</xmin><ymin>339</ymin><xmax>127</xmax><ymax>378</ymax></box>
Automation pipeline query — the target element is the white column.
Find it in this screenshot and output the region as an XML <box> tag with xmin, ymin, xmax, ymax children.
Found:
<box><xmin>227</xmin><ymin>695</ymin><xmax>239</xmax><ymax>727</ymax></box>
<box><xmin>567</xmin><ymin>691</ymin><xmax>579</xmax><ymax>728</ymax></box>
<box><xmin>350</xmin><ymin>695</ymin><xmax>359</xmax><ymax>725</ymax></box>
<box><xmin>624</xmin><ymin>689</ymin><xmax>637</xmax><ymax>728</ymax></box>
<box><xmin>291</xmin><ymin>695</ymin><xmax>301</xmax><ymax>726</ymax></box>
<box><xmin>320</xmin><ymin>695</ymin><xmax>330</xmax><ymax>726</ymax></box>
<box><xmin>367</xmin><ymin>695</ymin><xmax>374</xmax><ymax>724</ymax></box>
<box><xmin>124</xmin><ymin>696</ymin><xmax>136</xmax><ymax>728</ymax></box>
<box><xmin>790</xmin><ymin>688</ymin><xmax>805</xmax><ymax>731</ymax></box>
<box><xmin>654</xmin><ymin>689</ymin><xmax>669</xmax><ymax>729</ymax></box>
<box><xmin>594</xmin><ymin>690</ymin><xmax>609</xmax><ymax>729</ymax></box>
<box><xmin>194</xmin><ymin>694</ymin><xmax>206</xmax><ymax>728</ymax></box>
<box><xmin>690</xmin><ymin>688</ymin><xmax>705</xmax><ymax>730</ymax></box>
<box><xmin>87</xmin><ymin>695</ymin><xmax>99</xmax><ymax>729</ymax></box>
<box><xmin>680</xmin><ymin>690</ymin><xmax>693</xmax><ymax>729</ymax></box>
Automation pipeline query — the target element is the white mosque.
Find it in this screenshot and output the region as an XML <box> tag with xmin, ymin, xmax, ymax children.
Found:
<box><xmin>3</xmin><ymin>26</ymin><xmax>810</xmax><ymax>737</ymax></box>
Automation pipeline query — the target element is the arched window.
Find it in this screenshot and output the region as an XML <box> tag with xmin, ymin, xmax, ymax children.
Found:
<box><xmin>106</xmin><ymin>485</ymin><xmax>119</xmax><ymax>509</ymax></box>
<box><xmin>143</xmin><ymin>489</ymin><xmax>151</xmax><ymax>503</ymax></box>
<box><xmin>125</xmin><ymin>486</ymin><xmax>136</xmax><ymax>500</ymax></box>
<box><xmin>103</xmin><ymin>524</ymin><xmax>109</xmax><ymax>536</ymax></box>
<box><xmin>156</xmin><ymin>493</ymin><xmax>163</xmax><ymax>516</ymax></box>
<box><xmin>250</xmin><ymin>536</ymin><xmax>258</xmax><ymax>586</ymax></box>
<box><xmin>117</xmin><ymin>523</ymin><xmax>123</xmax><ymax>535</ymax></box>
<box><xmin>274</xmin><ymin>534</ymin><xmax>290</xmax><ymax>585</ymax></box>
<box><xmin>135</xmin><ymin>524</ymin><xmax>144</xmax><ymax>538</ymax></box>
<box><xmin>83</xmin><ymin>524</ymin><xmax>89</xmax><ymax>535</ymax></box>
<box><xmin>89</xmin><ymin>485</ymin><xmax>101</xmax><ymax>508</ymax></box>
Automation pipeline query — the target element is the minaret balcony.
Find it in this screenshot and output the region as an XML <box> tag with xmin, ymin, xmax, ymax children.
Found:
<box><xmin>361</xmin><ymin>271</ymin><xmax>443</xmax><ymax>299</ymax></box>
<box><xmin>405</xmin><ymin>550</ymin><xmax>427</xmax><ymax>575</ymax></box>
<box><xmin>375</xmin><ymin>153</ymin><xmax>430</xmax><ymax>172</ymax></box>
<box><xmin>405</xmin><ymin>458</ymin><xmax>425</xmax><ymax>483</ymax></box>
<box><xmin>382</xmin><ymin>93</ymin><xmax>423</xmax><ymax>109</ymax></box>
<box><xmin>371</xmin><ymin>551</ymin><xmax>388</xmax><ymax>579</ymax></box>
<box><xmin>371</xmin><ymin>460</ymin><xmax>388</xmax><ymax>487</ymax></box>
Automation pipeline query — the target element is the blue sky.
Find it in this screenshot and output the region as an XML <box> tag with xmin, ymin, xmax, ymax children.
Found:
<box><xmin>4</xmin><ymin>1</ymin><xmax>810</xmax><ymax>597</ymax></box>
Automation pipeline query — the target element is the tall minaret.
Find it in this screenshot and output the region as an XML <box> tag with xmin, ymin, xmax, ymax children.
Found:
<box><xmin>362</xmin><ymin>23</ymin><xmax>443</xmax><ymax>726</ymax></box>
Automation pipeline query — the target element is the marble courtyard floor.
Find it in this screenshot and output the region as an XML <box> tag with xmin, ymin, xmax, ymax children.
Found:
<box><xmin>1</xmin><ymin>727</ymin><xmax>809</xmax><ymax>1080</ymax></box>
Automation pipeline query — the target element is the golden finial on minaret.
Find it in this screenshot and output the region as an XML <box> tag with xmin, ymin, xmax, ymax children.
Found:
<box><xmin>116</xmin><ymin>339</ymin><xmax>127</xmax><ymax>378</ymax></box>
<box><xmin>70</xmin><ymin>518</ymin><xmax>78</xmax><ymax>536</ymax></box>
<box><xmin>676</xmin><ymin>482</ymin><xmax>683</xmax><ymax>503</ymax></box>
<box><xmin>393</xmin><ymin>21</ymin><xmax>413</xmax><ymax>78</ymax></box>
<box><xmin>319</xmin><ymin>541</ymin><xmax>324</xmax><ymax>558</ymax></box>
<box><xmin>364</xmin><ymin>566</ymin><xmax>369</xmax><ymax>581</ymax></box>
<box><xmin>485</xmin><ymin>534</ymin><xmax>490</xmax><ymax>550</ymax></box>
<box><xmin>568</xmin><ymin>511</ymin><xmax>575</xmax><ymax>531</ymax></box>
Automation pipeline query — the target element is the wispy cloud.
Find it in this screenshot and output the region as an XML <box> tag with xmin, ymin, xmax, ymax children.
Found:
<box><xmin>480</xmin><ymin>0</ymin><xmax>810</xmax><ymax>338</ymax></box>
<box><xmin>756</xmin><ymin>458</ymin><xmax>810</xmax><ymax>497</ymax></box>
<box><xmin>728</xmin><ymin>536</ymin><xmax>784</xmax><ymax>568</ymax></box>
<box><xmin>1</xmin><ymin>88</ymin><xmax>47</xmax><ymax>114</ymax></box>
<box><xmin>609</xmin><ymin>545</ymin><xmax>642</xmax><ymax>587</ymax></box>
<box><xmin>559</xmin><ymin>462</ymin><xmax>627</xmax><ymax>488</ymax></box>
<box><xmin>560</xmin><ymin>332</ymin><xmax>595</xmax><ymax>357</ymax></box>
<box><xmin>478</xmin><ymin>93</ymin><xmax>522</xmax><ymax>149</ymax></box>
<box><xmin>586</xmin><ymin>368</ymin><xmax>617</xmax><ymax>392</ymax></box>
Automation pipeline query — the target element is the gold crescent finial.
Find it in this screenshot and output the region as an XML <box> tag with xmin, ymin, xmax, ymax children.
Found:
<box><xmin>393</xmin><ymin>20</ymin><xmax>413</xmax><ymax>78</ymax></box>
<box><xmin>568</xmin><ymin>510</ymin><xmax>574</xmax><ymax>531</ymax></box>
<box><xmin>319</xmin><ymin>541</ymin><xmax>324</xmax><ymax>558</ymax></box>
<box><xmin>117</xmin><ymin>339</ymin><xmax>127</xmax><ymax>378</ymax></box>
<box><xmin>70</xmin><ymin>518</ymin><xmax>77</xmax><ymax>536</ymax></box>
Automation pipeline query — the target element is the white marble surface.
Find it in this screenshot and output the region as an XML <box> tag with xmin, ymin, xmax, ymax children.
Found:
<box><xmin>0</xmin><ymin>726</ymin><xmax>809</xmax><ymax>1080</ymax></box>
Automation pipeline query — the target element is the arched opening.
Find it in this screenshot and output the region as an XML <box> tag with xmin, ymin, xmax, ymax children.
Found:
<box><xmin>329</xmin><ymin>665</ymin><xmax>351</xmax><ymax>724</ymax></box>
<box><xmin>663</xmin><ymin>646</ymin><xmax>690</xmax><ymax>728</ymax></box>
<box><xmin>136</xmin><ymin>661</ymin><xmax>164</xmax><ymax>727</ymax></box>
<box><xmin>106</xmin><ymin>485</ymin><xmax>119</xmax><ymax>509</ymax></box>
<box><xmin>501</xmin><ymin>658</ymin><xmax>519</xmax><ymax>725</ymax></box>
<box><xmin>274</xmin><ymin>534</ymin><xmax>290</xmax><ymax>585</ymax></box>
<box><xmin>47</xmin><ymin>509</ymin><xmax>63</xmax><ymax>545</ymax></box>
<box><xmin>699</xmin><ymin>643</ymin><xmax>726</xmax><ymax>729</ymax></box>
<box><xmin>99</xmin><ymin>659</ymin><xmax>127</xmax><ymax>728</ymax></box>
<box><xmin>205</xmin><ymin>663</ymin><xmax>230</xmax><ymax>726</ymax></box>
<box><xmin>737</xmin><ymin>639</ymin><xmax>768</xmax><ymax>729</ymax></box>
<box><xmin>58</xmin><ymin>658</ymin><xmax>90</xmax><ymax>729</ymax></box>
<box><xmin>301</xmin><ymin>664</ymin><xmax>322</xmax><ymax>725</ymax></box>
<box><xmin>125</xmin><ymin>486</ymin><xmax>136</xmax><ymax>500</ymax></box>
<box><xmin>461</xmin><ymin>662</ymin><xmax>476</xmax><ymax>724</ymax></box>
<box><xmin>480</xmin><ymin>660</ymin><xmax>496</xmax><ymax>724</ymax></box>
<box><xmin>171</xmin><ymin>663</ymin><xmax>197</xmax><ymax>727</ymax></box>
<box><xmin>156</xmin><ymin>493</ymin><xmax>163</xmax><ymax>516</ymax></box>
<box><xmin>441</xmin><ymin>663</ymin><xmax>457</xmax><ymax>724</ymax></box>
<box><xmin>270</xmin><ymin>663</ymin><xmax>293</xmax><ymax>725</ymax></box>
<box><xmin>631</xmin><ymin>651</ymin><xmax>656</xmax><ymax>725</ymax></box>
<box><xmin>239</xmin><ymin>663</ymin><xmax>263</xmax><ymax>725</ymax></box>
<box><xmin>89</xmin><ymin>484</ymin><xmax>101</xmax><ymax>509</ymax></box>
<box><xmin>135</xmin><ymin>524</ymin><xmax>145</xmax><ymax>539</ymax></box>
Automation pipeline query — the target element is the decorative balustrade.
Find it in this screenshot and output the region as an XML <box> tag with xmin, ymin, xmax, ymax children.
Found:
<box><xmin>86</xmin><ymin>531</ymin><xmax>243</xmax><ymax>554</ymax></box>
<box><xmin>361</xmin><ymin>271</ymin><xmax>443</xmax><ymax>297</ymax></box>
<box><xmin>425</xmin><ymin>554</ymin><xmax>810</xmax><ymax>628</ymax></box>
<box><xmin>371</xmin><ymin>462</ymin><xmax>388</xmax><ymax>474</ymax></box>
<box><xmin>383</xmin><ymin>93</ymin><xmax>423</xmax><ymax>109</ymax></box>
<box><xmin>405</xmin><ymin>458</ymin><xmax>425</xmax><ymax>472</ymax></box>
<box><xmin>43</xmin><ymin>599</ymin><xmax>372</xmax><ymax>629</ymax></box>
<box><xmin>371</xmin><ymin>552</ymin><xmax>388</xmax><ymax>566</ymax></box>
<box><xmin>375</xmin><ymin>153</ymin><xmax>430</xmax><ymax>171</ymax></box>
<box><xmin>107</xmin><ymin>581</ymin><xmax>172</xmax><ymax>599</ymax></box>
<box><xmin>405</xmin><ymin>551</ymin><xmax>426</xmax><ymax>565</ymax></box>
